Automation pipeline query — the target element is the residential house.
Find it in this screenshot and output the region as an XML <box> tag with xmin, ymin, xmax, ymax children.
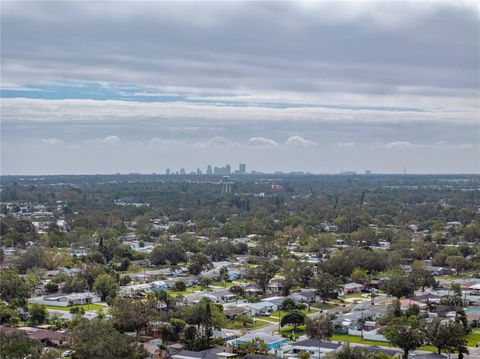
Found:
<box><xmin>29</xmin><ymin>292</ymin><xmax>101</xmax><ymax>307</ymax></box>
<box><xmin>267</xmin><ymin>279</ymin><xmax>285</xmax><ymax>294</ymax></box>
<box><xmin>288</xmin><ymin>338</ymin><xmax>342</xmax><ymax>359</ymax></box>
<box><xmin>343</xmin><ymin>283</ymin><xmax>365</xmax><ymax>294</ymax></box>
<box><xmin>172</xmin><ymin>347</ymin><xmax>237</xmax><ymax>359</ymax></box>
<box><xmin>288</xmin><ymin>289</ymin><xmax>317</xmax><ymax>304</ymax></box>
<box><xmin>233</xmin><ymin>333</ymin><xmax>287</xmax><ymax>352</ymax></box>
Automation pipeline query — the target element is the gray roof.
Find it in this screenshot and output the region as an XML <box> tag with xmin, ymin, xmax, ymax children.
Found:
<box><xmin>292</xmin><ymin>338</ymin><xmax>341</xmax><ymax>350</ymax></box>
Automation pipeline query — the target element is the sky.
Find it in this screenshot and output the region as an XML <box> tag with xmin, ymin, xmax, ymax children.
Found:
<box><xmin>1</xmin><ymin>1</ymin><xmax>479</xmax><ymax>175</ymax></box>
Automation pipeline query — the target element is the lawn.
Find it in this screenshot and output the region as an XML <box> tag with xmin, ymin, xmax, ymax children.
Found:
<box><xmin>466</xmin><ymin>328</ymin><xmax>480</xmax><ymax>346</ymax></box>
<box><xmin>342</xmin><ymin>293</ymin><xmax>366</xmax><ymax>300</ymax></box>
<box><xmin>42</xmin><ymin>304</ymin><xmax>106</xmax><ymax>312</ymax></box>
<box><xmin>331</xmin><ymin>334</ymin><xmax>436</xmax><ymax>352</ymax></box>
<box><xmin>277</xmin><ymin>326</ymin><xmax>305</xmax><ymax>340</ymax></box>
<box><xmin>211</xmin><ymin>281</ymin><xmax>235</xmax><ymax>287</ymax></box>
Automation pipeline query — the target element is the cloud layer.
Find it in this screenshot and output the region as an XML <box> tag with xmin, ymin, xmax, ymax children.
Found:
<box><xmin>1</xmin><ymin>1</ymin><xmax>478</xmax><ymax>174</ymax></box>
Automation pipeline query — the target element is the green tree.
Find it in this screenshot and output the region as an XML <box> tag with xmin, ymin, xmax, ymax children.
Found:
<box><xmin>281</xmin><ymin>310</ymin><xmax>306</xmax><ymax>330</ymax></box>
<box><xmin>410</xmin><ymin>261</ymin><xmax>436</xmax><ymax>290</ymax></box>
<box><xmin>305</xmin><ymin>316</ymin><xmax>333</xmax><ymax>342</ymax></box>
<box><xmin>0</xmin><ymin>330</ymin><xmax>42</xmax><ymax>359</ymax></box>
<box><xmin>29</xmin><ymin>304</ymin><xmax>48</xmax><ymax>325</ymax></box>
<box><xmin>188</xmin><ymin>253</ymin><xmax>212</xmax><ymax>275</ymax></box>
<box><xmin>68</xmin><ymin>318</ymin><xmax>148</xmax><ymax>359</ymax></box>
<box><xmin>311</xmin><ymin>272</ymin><xmax>340</xmax><ymax>303</ymax></box>
<box><xmin>149</xmin><ymin>242</ymin><xmax>186</xmax><ymax>266</ymax></box>
<box><xmin>382</xmin><ymin>274</ymin><xmax>415</xmax><ymax>299</ymax></box>
<box><xmin>423</xmin><ymin>318</ymin><xmax>468</xmax><ymax>355</ymax></box>
<box><xmin>0</xmin><ymin>302</ymin><xmax>20</xmax><ymax>325</ymax></box>
<box><xmin>0</xmin><ymin>268</ymin><xmax>32</xmax><ymax>306</ymax></box>
<box><xmin>248</xmin><ymin>261</ymin><xmax>279</xmax><ymax>295</ymax></box>
<box><xmin>93</xmin><ymin>274</ymin><xmax>119</xmax><ymax>302</ymax></box>
<box><xmin>380</xmin><ymin>316</ymin><xmax>423</xmax><ymax>359</ymax></box>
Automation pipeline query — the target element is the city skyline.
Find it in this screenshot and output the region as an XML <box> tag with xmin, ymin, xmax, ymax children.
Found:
<box><xmin>1</xmin><ymin>1</ymin><xmax>479</xmax><ymax>175</ymax></box>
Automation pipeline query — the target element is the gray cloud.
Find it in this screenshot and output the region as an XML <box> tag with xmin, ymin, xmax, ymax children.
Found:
<box><xmin>1</xmin><ymin>1</ymin><xmax>478</xmax><ymax>174</ymax></box>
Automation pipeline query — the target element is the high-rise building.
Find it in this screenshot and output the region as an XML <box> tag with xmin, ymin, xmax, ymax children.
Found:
<box><xmin>180</xmin><ymin>168</ymin><xmax>186</xmax><ymax>175</ymax></box>
<box><xmin>166</xmin><ymin>168</ymin><xmax>170</xmax><ymax>175</ymax></box>
<box><xmin>239</xmin><ymin>163</ymin><xmax>246</xmax><ymax>174</ymax></box>
<box><xmin>206</xmin><ymin>165</ymin><xmax>212</xmax><ymax>175</ymax></box>
<box><xmin>225</xmin><ymin>164</ymin><xmax>231</xmax><ymax>174</ymax></box>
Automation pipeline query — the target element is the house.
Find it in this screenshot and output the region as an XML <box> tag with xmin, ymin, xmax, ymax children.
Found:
<box><xmin>235</xmin><ymin>301</ymin><xmax>277</xmax><ymax>316</ymax></box>
<box><xmin>288</xmin><ymin>289</ymin><xmax>317</xmax><ymax>304</ymax></box>
<box><xmin>289</xmin><ymin>338</ymin><xmax>341</xmax><ymax>359</ymax></box>
<box><xmin>343</xmin><ymin>283</ymin><xmax>365</xmax><ymax>294</ymax></box>
<box><xmin>233</xmin><ymin>333</ymin><xmax>287</xmax><ymax>351</ymax></box>
<box><xmin>172</xmin><ymin>347</ymin><xmax>237</xmax><ymax>359</ymax></box>
<box><xmin>29</xmin><ymin>292</ymin><xmax>101</xmax><ymax>307</ymax></box>
<box><xmin>267</xmin><ymin>279</ymin><xmax>285</xmax><ymax>294</ymax></box>
<box><xmin>28</xmin><ymin>329</ymin><xmax>66</xmax><ymax>346</ymax></box>
<box><xmin>224</xmin><ymin>306</ymin><xmax>251</xmax><ymax>320</ymax></box>
<box><xmin>151</xmin><ymin>281</ymin><xmax>168</xmax><ymax>291</ymax></box>
<box><xmin>261</xmin><ymin>296</ymin><xmax>286</xmax><ymax>308</ymax></box>
<box><xmin>201</xmin><ymin>290</ymin><xmax>237</xmax><ymax>303</ymax></box>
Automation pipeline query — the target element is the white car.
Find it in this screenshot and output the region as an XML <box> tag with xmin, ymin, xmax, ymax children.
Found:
<box><xmin>62</xmin><ymin>350</ymin><xmax>74</xmax><ymax>357</ymax></box>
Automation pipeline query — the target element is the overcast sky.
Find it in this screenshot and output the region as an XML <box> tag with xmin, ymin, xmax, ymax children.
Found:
<box><xmin>1</xmin><ymin>1</ymin><xmax>479</xmax><ymax>175</ymax></box>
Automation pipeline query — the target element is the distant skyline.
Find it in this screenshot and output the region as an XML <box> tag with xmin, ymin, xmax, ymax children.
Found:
<box><xmin>1</xmin><ymin>1</ymin><xmax>479</xmax><ymax>175</ymax></box>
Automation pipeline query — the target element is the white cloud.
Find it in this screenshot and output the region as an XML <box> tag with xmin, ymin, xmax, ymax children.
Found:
<box><xmin>247</xmin><ymin>137</ymin><xmax>278</xmax><ymax>147</ymax></box>
<box><xmin>285</xmin><ymin>135</ymin><xmax>316</xmax><ymax>146</ymax></box>
<box><xmin>385</xmin><ymin>141</ymin><xmax>415</xmax><ymax>149</ymax></box>
<box><xmin>103</xmin><ymin>135</ymin><xmax>120</xmax><ymax>144</ymax></box>
<box><xmin>41</xmin><ymin>137</ymin><xmax>63</xmax><ymax>145</ymax></box>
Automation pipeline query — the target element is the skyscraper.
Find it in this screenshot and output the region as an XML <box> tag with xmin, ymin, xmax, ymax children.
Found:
<box><xmin>225</xmin><ymin>164</ymin><xmax>231</xmax><ymax>174</ymax></box>
<box><xmin>166</xmin><ymin>168</ymin><xmax>170</xmax><ymax>175</ymax></box>
<box><xmin>239</xmin><ymin>163</ymin><xmax>246</xmax><ymax>174</ymax></box>
<box><xmin>206</xmin><ymin>165</ymin><xmax>212</xmax><ymax>175</ymax></box>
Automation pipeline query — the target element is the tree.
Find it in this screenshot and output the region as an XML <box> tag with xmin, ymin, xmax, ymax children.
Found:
<box><xmin>0</xmin><ymin>268</ymin><xmax>32</xmax><ymax>306</ymax></box>
<box><xmin>410</xmin><ymin>261</ymin><xmax>436</xmax><ymax>290</ymax></box>
<box><xmin>350</xmin><ymin>268</ymin><xmax>369</xmax><ymax>285</ymax></box>
<box><xmin>68</xmin><ymin>318</ymin><xmax>148</xmax><ymax>359</ymax></box>
<box><xmin>298</xmin><ymin>351</ymin><xmax>310</xmax><ymax>359</ymax></box>
<box><xmin>149</xmin><ymin>243</ymin><xmax>186</xmax><ymax>266</ymax></box>
<box><xmin>235</xmin><ymin>313</ymin><xmax>254</xmax><ymax>327</ymax></box>
<box><xmin>15</xmin><ymin>246</ymin><xmax>47</xmax><ymax>273</ymax></box>
<box><xmin>380</xmin><ymin>316</ymin><xmax>423</xmax><ymax>359</ymax></box>
<box><xmin>93</xmin><ymin>274</ymin><xmax>119</xmax><ymax>302</ymax></box>
<box><xmin>382</xmin><ymin>274</ymin><xmax>415</xmax><ymax>299</ymax></box>
<box><xmin>236</xmin><ymin>338</ymin><xmax>269</xmax><ymax>355</ymax></box>
<box><xmin>281</xmin><ymin>310</ymin><xmax>305</xmax><ymax>330</ymax></box>
<box><xmin>305</xmin><ymin>316</ymin><xmax>333</xmax><ymax>342</ymax></box>
<box><xmin>0</xmin><ymin>302</ymin><xmax>20</xmax><ymax>326</ymax></box>
<box><xmin>29</xmin><ymin>304</ymin><xmax>48</xmax><ymax>325</ymax></box>
<box><xmin>45</xmin><ymin>282</ymin><xmax>59</xmax><ymax>294</ymax></box>
<box><xmin>248</xmin><ymin>261</ymin><xmax>279</xmax><ymax>295</ymax></box>
<box><xmin>0</xmin><ymin>330</ymin><xmax>42</xmax><ymax>359</ymax></box>
<box><xmin>311</xmin><ymin>272</ymin><xmax>339</xmax><ymax>303</ymax></box>
<box><xmin>188</xmin><ymin>253</ymin><xmax>212</xmax><ymax>275</ymax></box>
<box><xmin>423</xmin><ymin>318</ymin><xmax>468</xmax><ymax>355</ymax></box>
<box><xmin>174</xmin><ymin>281</ymin><xmax>187</xmax><ymax>292</ymax></box>
<box><xmin>110</xmin><ymin>297</ymin><xmax>156</xmax><ymax>338</ymax></box>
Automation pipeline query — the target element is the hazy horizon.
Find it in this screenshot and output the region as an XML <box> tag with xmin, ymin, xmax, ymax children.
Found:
<box><xmin>1</xmin><ymin>1</ymin><xmax>479</xmax><ymax>175</ymax></box>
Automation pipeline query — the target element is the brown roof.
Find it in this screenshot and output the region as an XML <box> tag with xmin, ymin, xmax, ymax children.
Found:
<box><xmin>28</xmin><ymin>329</ymin><xmax>65</xmax><ymax>342</ymax></box>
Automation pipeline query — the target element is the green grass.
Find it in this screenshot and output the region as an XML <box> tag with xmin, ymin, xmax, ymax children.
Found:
<box><xmin>42</xmin><ymin>304</ymin><xmax>106</xmax><ymax>311</ymax></box>
<box><xmin>211</xmin><ymin>281</ymin><xmax>234</xmax><ymax>287</ymax></box>
<box><xmin>276</xmin><ymin>326</ymin><xmax>305</xmax><ymax>340</ymax></box>
<box><xmin>331</xmin><ymin>334</ymin><xmax>436</xmax><ymax>352</ymax></box>
<box><xmin>343</xmin><ymin>293</ymin><xmax>366</xmax><ymax>300</ymax></box>
<box><xmin>252</xmin><ymin>319</ymin><xmax>272</xmax><ymax>328</ymax></box>
<box><xmin>466</xmin><ymin>328</ymin><xmax>480</xmax><ymax>346</ymax></box>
